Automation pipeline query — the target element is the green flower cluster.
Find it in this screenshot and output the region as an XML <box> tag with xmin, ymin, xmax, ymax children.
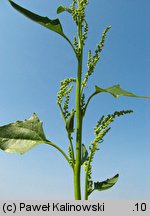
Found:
<box><xmin>68</xmin><ymin>145</ymin><xmax>74</xmax><ymax>167</ymax></box>
<box><xmin>57</xmin><ymin>78</ymin><xmax>76</xmax><ymax>104</ymax></box>
<box><xmin>71</xmin><ymin>0</ymin><xmax>88</xmax><ymax>24</ymax></box>
<box><xmin>57</xmin><ymin>78</ymin><xmax>76</xmax><ymax>119</ymax></box>
<box><xmin>82</xmin><ymin>26</ymin><xmax>111</xmax><ymax>87</ymax></box>
<box><xmin>92</xmin><ymin>109</ymin><xmax>133</xmax><ymax>145</ymax></box>
<box><xmin>81</xmin><ymin>93</ymin><xmax>86</xmax><ymax>114</ymax></box>
<box><xmin>84</xmin><ymin>160</ymin><xmax>93</xmax><ymax>195</ymax></box>
<box><xmin>82</xmin><ymin>19</ymin><xmax>88</xmax><ymax>45</ymax></box>
<box><xmin>71</xmin><ymin>0</ymin><xmax>89</xmax><ymax>52</ymax></box>
<box><xmin>84</xmin><ymin>109</ymin><xmax>133</xmax><ymax>196</ymax></box>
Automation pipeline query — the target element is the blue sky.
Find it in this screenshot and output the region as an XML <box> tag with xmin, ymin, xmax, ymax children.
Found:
<box><xmin>0</xmin><ymin>0</ymin><xmax>150</xmax><ymax>199</ymax></box>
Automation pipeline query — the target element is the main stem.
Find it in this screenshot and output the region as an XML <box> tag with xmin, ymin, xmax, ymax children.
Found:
<box><xmin>74</xmin><ymin>0</ymin><xmax>83</xmax><ymax>200</ymax></box>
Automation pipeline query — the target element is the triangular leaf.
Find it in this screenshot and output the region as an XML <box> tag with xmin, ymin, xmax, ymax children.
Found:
<box><xmin>57</xmin><ymin>6</ymin><xmax>72</xmax><ymax>14</ymax></box>
<box><xmin>93</xmin><ymin>174</ymin><xmax>119</xmax><ymax>193</ymax></box>
<box><xmin>81</xmin><ymin>144</ymin><xmax>88</xmax><ymax>165</ymax></box>
<box><xmin>95</xmin><ymin>85</ymin><xmax>150</xmax><ymax>99</ymax></box>
<box><xmin>8</xmin><ymin>0</ymin><xmax>64</xmax><ymax>36</ymax></box>
<box><xmin>0</xmin><ymin>113</ymin><xmax>47</xmax><ymax>154</ymax></box>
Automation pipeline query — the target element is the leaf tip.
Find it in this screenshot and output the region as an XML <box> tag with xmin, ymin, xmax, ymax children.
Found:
<box><xmin>116</xmin><ymin>173</ymin><xmax>119</xmax><ymax>178</ymax></box>
<box><xmin>57</xmin><ymin>5</ymin><xmax>72</xmax><ymax>14</ymax></box>
<box><xmin>8</xmin><ymin>0</ymin><xmax>15</xmax><ymax>7</ymax></box>
<box><xmin>57</xmin><ymin>6</ymin><xmax>63</xmax><ymax>14</ymax></box>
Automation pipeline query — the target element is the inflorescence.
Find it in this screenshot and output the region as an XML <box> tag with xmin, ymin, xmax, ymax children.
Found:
<box><xmin>82</xmin><ymin>26</ymin><xmax>111</xmax><ymax>87</ymax></box>
<box><xmin>57</xmin><ymin>78</ymin><xmax>76</xmax><ymax>119</ymax></box>
<box><xmin>83</xmin><ymin>110</ymin><xmax>133</xmax><ymax>195</ymax></box>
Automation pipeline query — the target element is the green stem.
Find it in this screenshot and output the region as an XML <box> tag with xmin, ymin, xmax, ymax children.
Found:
<box><xmin>74</xmin><ymin>0</ymin><xmax>83</xmax><ymax>200</ymax></box>
<box><xmin>83</xmin><ymin>91</ymin><xmax>98</xmax><ymax>116</ymax></box>
<box><xmin>84</xmin><ymin>151</ymin><xmax>93</xmax><ymax>200</ymax></box>
<box><xmin>62</xmin><ymin>34</ymin><xmax>78</xmax><ymax>59</ymax></box>
<box><xmin>68</xmin><ymin>133</ymin><xmax>75</xmax><ymax>168</ymax></box>
<box><xmin>58</xmin><ymin>104</ymin><xmax>67</xmax><ymax>124</ymax></box>
<box><xmin>58</xmin><ymin>104</ymin><xmax>75</xmax><ymax>168</ymax></box>
<box><xmin>84</xmin><ymin>174</ymin><xmax>89</xmax><ymax>200</ymax></box>
<box><xmin>74</xmin><ymin>60</ymin><xmax>83</xmax><ymax>199</ymax></box>
<box><xmin>45</xmin><ymin>140</ymin><xmax>70</xmax><ymax>165</ymax></box>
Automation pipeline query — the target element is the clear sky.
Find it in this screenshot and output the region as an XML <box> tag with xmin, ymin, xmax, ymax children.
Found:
<box><xmin>0</xmin><ymin>0</ymin><xmax>150</xmax><ymax>199</ymax></box>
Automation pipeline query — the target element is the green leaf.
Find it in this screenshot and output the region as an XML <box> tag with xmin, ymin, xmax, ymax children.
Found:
<box><xmin>95</xmin><ymin>84</ymin><xmax>150</xmax><ymax>99</ymax></box>
<box><xmin>8</xmin><ymin>0</ymin><xmax>64</xmax><ymax>36</ymax></box>
<box><xmin>81</xmin><ymin>144</ymin><xmax>88</xmax><ymax>165</ymax></box>
<box><xmin>66</xmin><ymin>109</ymin><xmax>75</xmax><ymax>133</ymax></box>
<box><xmin>0</xmin><ymin>113</ymin><xmax>47</xmax><ymax>155</ymax></box>
<box><xmin>57</xmin><ymin>6</ymin><xmax>72</xmax><ymax>14</ymax></box>
<box><xmin>93</xmin><ymin>174</ymin><xmax>119</xmax><ymax>193</ymax></box>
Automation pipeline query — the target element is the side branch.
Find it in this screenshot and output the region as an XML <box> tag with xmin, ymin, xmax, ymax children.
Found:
<box><xmin>62</xmin><ymin>34</ymin><xmax>78</xmax><ymax>59</ymax></box>
<box><xmin>58</xmin><ymin>103</ymin><xmax>67</xmax><ymax>124</ymax></box>
<box><xmin>83</xmin><ymin>91</ymin><xmax>98</xmax><ymax>116</ymax></box>
<box><xmin>68</xmin><ymin>133</ymin><xmax>75</xmax><ymax>166</ymax></box>
<box><xmin>45</xmin><ymin>140</ymin><xmax>70</xmax><ymax>165</ymax></box>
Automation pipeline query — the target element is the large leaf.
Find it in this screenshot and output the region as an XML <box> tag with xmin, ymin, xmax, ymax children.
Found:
<box><xmin>95</xmin><ymin>84</ymin><xmax>150</xmax><ymax>99</ymax></box>
<box><xmin>92</xmin><ymin>174</ymin><xmax>119</xmax><ymax>193</ymax></box>
<box><xmin>8</xmin><ymin>0</ymin><xmax>64</xmax><ymax>36</ymax></box>
<box><xmin>0</xmin><ymin>113</ymin><xmax>47</xmax><ymax>154</ymax></box>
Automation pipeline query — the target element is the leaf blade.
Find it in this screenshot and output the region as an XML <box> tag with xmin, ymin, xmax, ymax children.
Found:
<box><xmin>0</xmin><ymin>113</ymin><xmax>47</xmax><ymax>154</ymax></box>
<box><xmin>8</xmin><ymin>0</ymin><xmax>64</xmax><ymax>36</ymax></box>
<box><xmin>57</xmin><ymin>6</ymin><xmax>72</xmax><ymax>14</ymax></box>
<box><xmin>95</xmin><ymin>84</ymin><xmax>150</xmax><ymax>99</ymax></box>
<box><xmin>93</xmin><ymin>174</ymin><xmax>119</xmax><ymax>192</ymax></box>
